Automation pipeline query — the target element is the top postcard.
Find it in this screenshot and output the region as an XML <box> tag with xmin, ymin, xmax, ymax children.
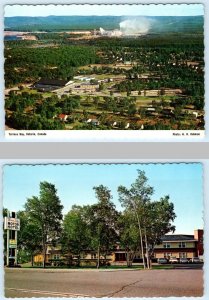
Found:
<box><xmin>4</xmin><ymin>4</ymin><xmax>205</xmax><ymax>141</ymax></box>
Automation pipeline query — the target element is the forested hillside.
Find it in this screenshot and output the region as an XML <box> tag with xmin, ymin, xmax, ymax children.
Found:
<box><xmin>5</xmin><ymin>15</ymin><xmax>203</xmax><ymax>32</ymax></box>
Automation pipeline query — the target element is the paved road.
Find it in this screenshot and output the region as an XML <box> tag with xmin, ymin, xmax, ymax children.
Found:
<box><xmin>5</xmin><ymin>267</ymin><xmax>203</xmax><ymax>298</ymax></box>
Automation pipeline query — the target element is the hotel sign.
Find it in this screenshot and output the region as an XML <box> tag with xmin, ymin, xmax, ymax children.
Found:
<box><xmin>4</xmin><ymin>217</ymin><xmax>20</xmax><ymax>231</ymax></box>
<box><xmin>9</xmin><ymin>239</ymin><xmax>17</xmax><ymax>248</ymax></box>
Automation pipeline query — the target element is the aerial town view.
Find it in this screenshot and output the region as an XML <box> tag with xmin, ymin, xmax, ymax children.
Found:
<box><xmin>4</xmin><ymin>4</ymin><xmax>204</xmax><ymax>131</ymax></box>
<box><xmin>4</xmin><ymin>163</ymin><xmax>203</xmax><ymax>297</ymax></box>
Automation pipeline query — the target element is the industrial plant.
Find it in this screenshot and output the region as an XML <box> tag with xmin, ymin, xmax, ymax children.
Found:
<box><xmin>99</xmin><ymin>27</ymin><xmax>123</xmax><ymax>37</ymax></box>
<box><xmin>99</xmin><ymin>18</ymin><xmax>151</xmax><ymax>37</ymax></box>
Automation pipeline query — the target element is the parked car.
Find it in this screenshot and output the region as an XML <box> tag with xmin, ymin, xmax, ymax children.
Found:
<box><xmin>158</xmin><ymin>258</ymin><xmax>168</xmax><ymax>264</ymax></box>
<box><xmin>169</xmin><ymin>257</ymin><xmax>179</xmax><ymax>264</ymax></box>
<box><xmin>191</xmin><ymin>257</ymin><xmax>201</xmax><ymax>263</ymax></box>
<box><xmin>179</xmin><ymin>258</ymin><xmax>189</xmax><ymax>264</ymax></box>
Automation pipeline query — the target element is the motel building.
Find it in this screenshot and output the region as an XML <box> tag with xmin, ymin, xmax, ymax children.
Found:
<box><xmin>153</xmin><ymin>229</ymin><xmax>203</xmax><ymax>260</ymax></box>
<box><xmin>113</xmin><ymin>229</ymin><xmax>203</xmax><ymax>263</ymax></box>
<box><xmin>34</xmin><ymin>244</ymin><xmax>63</xmax><ymax>266</ymax></box>
<box><xmin>33</xmin><ymin>229</ymin><xmax>203</xmax><ymax>266</ymax></box>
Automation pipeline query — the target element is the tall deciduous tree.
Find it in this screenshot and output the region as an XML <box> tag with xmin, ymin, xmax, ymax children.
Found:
<box><xmin>144</xmin><ymin>196</ymin><xmax>176</xmax><ymax>266</ymax></box>
<box><xmin>89</xmin><ymin>185</ymin><xmax>120</xmax><ymax>269</ymax></box>
<box><xmin>118</xmin><ymin>210</ymin><xmax>140</xmax><ymax>267</ymax></box>
<box><xmin>118</xmin><ymin>170</ymin><xmax>153</xmax><ymax>269</ymax></box>
<box><xmin>118</xmin><ymin>170</ymin><xmax>176</xmax><ymax>269</ymax></box>
<box><xmin>17</xmin><ymin>210</ymin><xmax>42</xmax><ymax>266</ymax></box>
<box><xmin>62</xmin><ymin>205</ymin><xmax>91</xmax><ymax>266</ymax></box>
<box><xmin>25</xmin><ymin>182</ymin><xmax>63</xmax><ymax>268</ymax></box>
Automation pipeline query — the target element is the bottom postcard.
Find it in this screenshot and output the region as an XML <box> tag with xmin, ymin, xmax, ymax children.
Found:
<box><xmin>3</xmin><ymin>163</ymin><xmax>203</xmax><ymax>297</ymax></box>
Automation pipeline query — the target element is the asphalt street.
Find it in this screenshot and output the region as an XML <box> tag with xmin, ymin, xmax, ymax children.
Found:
<box><xmin>5</xmin><ymin>266</ymin><xmax>203</xmax><ymax>298</ymax></box>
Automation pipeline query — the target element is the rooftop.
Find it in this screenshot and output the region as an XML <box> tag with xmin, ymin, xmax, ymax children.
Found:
<box><xmin>162</xmin><ymin>234</ymin><xmax>195</xmax><ymax>242</ymax></box>
<box><xmin>36</xmin><ymin>78</ymin><xmax>69</xmax><ymax>87</ymax></box>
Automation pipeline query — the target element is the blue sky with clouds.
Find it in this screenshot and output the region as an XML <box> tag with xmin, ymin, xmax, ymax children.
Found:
<box><xmin>4</xmin><ymin>4</ymin><xmax>204</xmax><ymax>17</ymax></box>
<box><xmin>3</xmin><ymin>163</ymin><xmax>203</xmax><ymax>235</ymax></box>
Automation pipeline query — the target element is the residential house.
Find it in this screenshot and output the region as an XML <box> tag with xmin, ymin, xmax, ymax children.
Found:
<box><xmin>163</xmin><ymin>89</ymin><xmax>183</xmax><ymax>96</ymax></box>
<box><xmin>130</xmin><ymin>91</ymin><xmax>139</xmax><ymax>96</ymax></box>
<box><xmin>140</xmin><ymin>90</ymin><xmax>160</xmax><ymax>97</ymax></box>
<box><xmin>58</xmin><ymin>114</ymin><xmax>68</xmax><ymax>122</ymax></box>
<box><xmin>74</xmin><ymin>83</ymin><xmax>99</xmax><ymax>92</ymax></box>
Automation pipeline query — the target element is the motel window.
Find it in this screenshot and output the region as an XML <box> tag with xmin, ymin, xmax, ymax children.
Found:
<box><xmin>179</xmin><ymin>242</ymin><xmax>186</xmax><ymax>248</ymax></box>
<box><xmin>115</xmin><ymin>253</ymin><xmax>126</xmax><ymax>261</ymax></box>
<box><xmin>164</xmin><ymin>253</ymin><xmax>172</xmax><ymax>258</ymax></box>
<box><xmin>164</xmin><ymin>243</ymin><xmax>171</xmax><ymax>248</ymax></box>
<box><xmin>91</xmin><ymin>253</ymin><xmax>97</xmax><ymax>259</ymax></box>
<box><xmin>179</xmin><ymin>253</ymin><xmax>187</xmax><ymax>258</ymax></box>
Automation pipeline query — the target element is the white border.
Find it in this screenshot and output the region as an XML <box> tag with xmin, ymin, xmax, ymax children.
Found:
<box><xmin>1</xmin><ymin>0</ymin><xmax>208</xmax><ymax>142</ymax></box>
<box><xmin>4</xmin><ymin>130</ymin><xmax>205</xmax><ymax>141</ymax></box>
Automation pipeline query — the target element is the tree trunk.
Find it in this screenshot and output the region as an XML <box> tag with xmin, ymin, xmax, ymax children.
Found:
<box><xmin>137</xmin><ymin>219</ymin><xmax>146</xmax><ymax>269</ymax></box>
<box><xmin>133</xmin><ymin>202</ymin><xmax>146</xmax><ymax>269</ymax></box>
<box><xmin>104</xmin><ymin>253</ymin><xmax>107</xmax><ymax>267</ymax></box>
<box><xmin>144</xmin><ymin>231</ymin><xmax>150</xmax><ymax>269</ymax></box>
<box><xmin>126</xmin><ymin>252</ymin><xmax>130</xmax><ymax>267</ymax></box>
<box><xmin>129</xmin><ymin>252</ymin><xmax>133</xmax><ymax>267</ymax></box>
<box><xmin>149</xmin><ymin>248</ymin><xmax>155</xmax><ymax>269</ymax></box>
<box><xmin>97</xmin><ymin>246</ymin><xmax>100</xmax><ymax>269</ymax></box>
<box><xmin>31</xmin><ymin>254</ymin><xmax>34</xmax><ymax>267</ymax></box>
<box><xmin>43</xmin><ymin>242</ymin><xmax>47</xmax><ymax>268</ymax></box>
<box><xmin>125</xmin><ymin>251</ymin><xmax>128</xmax><ymax>267</ymax></box>
<box><xmin>126</xmin><ymin>251</ymin><xmax>134</xmax><ymax>268</ymax></box>
<box><xmin>149</xmin><ymin>258</ymin><xmax>152</xmax><ymax>269</ymax></box>
<box><xmin>78</xmin><ymin>254</ymin><xmax>81</xmax><ymax>267</ymax></box>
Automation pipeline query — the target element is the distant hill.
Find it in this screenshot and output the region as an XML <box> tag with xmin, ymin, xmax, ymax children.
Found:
<box><xmin>4</xmin><ymin>15</ymin><xmax>204</xmax><ymax>34</ymax></box>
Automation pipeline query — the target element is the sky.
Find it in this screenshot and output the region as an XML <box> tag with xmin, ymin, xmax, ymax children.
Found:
<box><xmin>3</xmin><ymin>163</ymin><xmax>203</xmax><ymax>235</ymax></box>
<box><xmin>4</xmin><ymin>4</ymin><xmax>204</xmax><ymax>17</ymax></box>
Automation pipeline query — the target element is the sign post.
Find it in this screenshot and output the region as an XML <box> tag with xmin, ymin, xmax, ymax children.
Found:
<box><xmin>4</xmin><ymin>211</ymin><xmax>20</xmax><ymax>267</ymax></box>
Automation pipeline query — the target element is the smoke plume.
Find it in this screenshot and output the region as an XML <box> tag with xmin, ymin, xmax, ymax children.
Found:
<box><xmin>119</xmin><ymin>17</ymin><xmax>151</xmax><ymax>35</ymax></box>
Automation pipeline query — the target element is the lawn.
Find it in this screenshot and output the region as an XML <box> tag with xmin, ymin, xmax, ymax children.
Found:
<box><xmin>20</xmin><ymin>264</ymin><xmax>174</xmax><ymax>270</ymax></box>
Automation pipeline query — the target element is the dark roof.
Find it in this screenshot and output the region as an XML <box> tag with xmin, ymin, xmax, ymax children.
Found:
<box><xmin>36</xmin><ymin>78</ymin><xmax>68</xmax><ymax>86</ymax></box>
<box><xmin>162</xmin><ymin>234</ymin><xmax>195</xmax><ymax>242</ymax></box>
